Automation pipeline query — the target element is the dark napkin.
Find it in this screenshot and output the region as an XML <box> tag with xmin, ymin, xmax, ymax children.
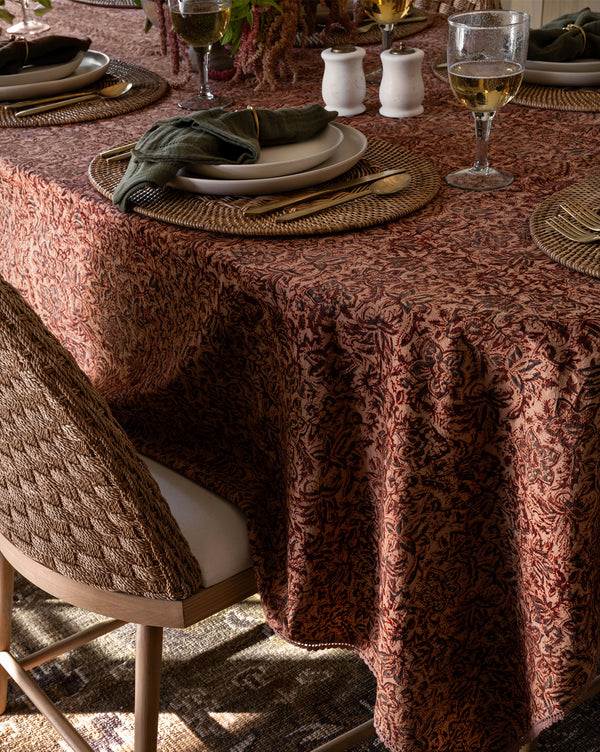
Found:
<box><xmin>527</xmin><ymin>8</ymin><xmax>600</xmax><ymax>61</ymax></box>
<box><xmin>112</xmin><ymin>104</ymin><xmax>338</xmax><ymax>212</ymax></box>
<box><xmin>0</xmin><ymin>35</ymin><xmax>91</xmax><ymax>75</ymax></box>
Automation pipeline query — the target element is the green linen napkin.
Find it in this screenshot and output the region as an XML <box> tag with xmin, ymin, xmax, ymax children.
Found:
<box><xmin>0</xmin><ymin>36</ymin><xmax>91</xmax><ymax>75</ymax></box>
<box><xmin>527</xmin><ymin>8</ymin><xmax>600</xmax><ymax>61</ymax></box>
<box><xmin>112</xmin><ymin>104</ymin><xmax>338</xmax><ymax>212</ymax></box>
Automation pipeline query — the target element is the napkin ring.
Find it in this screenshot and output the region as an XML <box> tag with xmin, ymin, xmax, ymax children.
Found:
<box><xmin>247</xmin><ymin>105</ymin><xmax>260</xmax><ymax>140</ymax></box>
<box><xmin>563</xmin><ymin>23</ymin><xmax>587</xmax><ymax>57</ymax></box>
<box><xmin>10</xmin><ymin>35</ymin><xmax>29</xmax><ymax>66</ymax></box>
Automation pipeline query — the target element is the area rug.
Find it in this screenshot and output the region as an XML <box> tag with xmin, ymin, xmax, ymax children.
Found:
<box><xmin>1</xmin><ymin>575</ymin><xmax>599</xmax><ymax>751</ymax></box>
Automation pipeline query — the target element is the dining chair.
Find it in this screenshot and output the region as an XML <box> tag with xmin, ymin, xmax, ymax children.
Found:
<box><xmin>0</xmin><ymin>274</ymin><xmax>257</xmax><ymax>752</ymax></box>
<box><xmin>413</xmin><ymin>0</ymin><xmax>502</xmax><ymax>13</ymax></box>
<box><xmin>0</xmin><ymin>274</ymin><xmax>382</xmax><ymax>752</ymax></box>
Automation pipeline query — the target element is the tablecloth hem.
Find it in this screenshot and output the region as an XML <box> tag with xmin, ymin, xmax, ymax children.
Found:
<box><xmin>514</xmin><ymin>674</ymin><xmax>600</xmax><ymax>750</ymax></box>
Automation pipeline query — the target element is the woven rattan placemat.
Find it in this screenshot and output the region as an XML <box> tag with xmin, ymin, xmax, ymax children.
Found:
<box><xmin>69</xmin><ymin>0</ymin><xmax>139</xmax><ymax>6</ymax></box>
<box><xmin>299</xmin><ymin>13</ymin><xmax>433</xmax><ymax>48</ymax></box>
<box><xmin>432</xmin><ymin>54</ymin><xmax>600</xmax><ymax>112</ymax></box>
<box><xmin>88</xmin><ymin>137</ymin><xmax>441</xmax><ymax>236</ymax></box>
<box><xmin>1</xmin><ymin>60</ymin><xmax>167</xmax><ymax>128</ymax></box>
<box><xmin>530</xmin><ymin>176</ymin><xmax>600</xmax><ymax>279</ymax></box>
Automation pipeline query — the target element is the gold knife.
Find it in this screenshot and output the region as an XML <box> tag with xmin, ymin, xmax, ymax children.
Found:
<box><xmin>243</xmin><ymin>168</ymin><xmax>406</xmax><ymax>217</ymax></box>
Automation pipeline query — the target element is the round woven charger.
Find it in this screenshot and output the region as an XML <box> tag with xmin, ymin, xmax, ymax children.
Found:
<box><xmin>530</xmin><ymin>175</ymin><xmax>600</xmax><ymax>279</ymax></box>
<box><xmin>88</xmin><ymin>137</ymin><xmax>441</xmax><ymax>236</ymax></box>
<box><xmin>1</xmin><ymin>60</ymin><xmax>168</xmax><ymax>128</ymax></box>
<box><xmin>299</xmin><ymin>13</ymin><xmax>433</xmax><ymax>48</ymax></box>
<box><xmin>432</xmin><ymin>54</ymin><xmax>600</xmax><ymax>112</ymax></box>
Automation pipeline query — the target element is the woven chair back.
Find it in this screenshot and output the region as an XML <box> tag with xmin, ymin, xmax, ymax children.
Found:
<box><xmin>0</xmin><ymin>276</ymin><xmax>202</xmax><ymax>600</ymax></box>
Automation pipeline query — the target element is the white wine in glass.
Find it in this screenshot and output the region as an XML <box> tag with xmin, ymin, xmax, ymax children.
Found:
<box><xmin>360</xmin><ymin>0</ymin><xmax>414</xmax><ymax>83</ymax></box>
<box><xmin>446</xmin><ymin>10</ymin><xmax>530</xmax><ymax>191</ymax></box>
<box><xmin>169</xmin><ymin>0</ymin><xmax>232</xmax><ymax>110</ymax></box>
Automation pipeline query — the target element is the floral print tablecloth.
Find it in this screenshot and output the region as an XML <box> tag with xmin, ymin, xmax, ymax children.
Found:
<box><xmin>1</xmin><ymin>4</ymin><xmax>600</xmax><ymax>751</ymax></box>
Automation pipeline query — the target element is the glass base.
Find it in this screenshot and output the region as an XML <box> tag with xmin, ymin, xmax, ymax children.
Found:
<box><xmin>6</xmin><ymin>18</ymin><xmax>50</xmax><ymax>36</ymax></box>
<box><xmin>365</xmin><ymin>67</ymin><xmax>383</xmax><ymax>84</ymax></box>
<box><xmin>177</xmin><ymin>93</ymin><xmax>232</xmax><ymax>111</ymax></box>
<box><xmin>445</xmin><ymin>166</ymin><xmax>514</xmax><ymax>191</ymax></box>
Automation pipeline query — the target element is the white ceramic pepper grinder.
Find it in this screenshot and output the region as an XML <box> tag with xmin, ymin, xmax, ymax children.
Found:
<box><xmin>379</xmin><ymin>45</ymin><xmax>425</xmax><ymax>119</ymax></box>
<box><xmin>321</xmin><ymin>44</ymin><xmax>366</xmax><ymax>117</ymax></box>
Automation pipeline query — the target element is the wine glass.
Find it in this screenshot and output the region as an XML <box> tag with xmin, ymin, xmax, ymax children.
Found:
<box><xmin>6</xmin><ymin>0</ymin><xmax>50</xmax><ymax>37</ymax></box>
<box><xmin>168</xmin><ymin>0</ymin><xmax>232</xmax><ymax>110</ymax></box>
<box><xmin>446</xmin><ymin>10</ymin><xmax>530</xmax><ymax>191</ymax></box>
<box><xmin>360</xmin><ymin>0</ymin><xmax>414</xmax><ymax>83</ymax></box>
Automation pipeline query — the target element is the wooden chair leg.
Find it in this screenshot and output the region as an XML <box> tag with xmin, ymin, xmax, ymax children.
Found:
<box><xmin>135</xmin><ymin>624</ymin><xmax>163</xmax><ymax>752</ymax></box>
<box><xmin>309</xmin><ymin>720</ymin><xmax>375</xmax><ymax>752</ymax></box>
<box><xmin>0</xmin><ymin>553</ymin><xmax>15</xmax><ymax>714</ymax></box>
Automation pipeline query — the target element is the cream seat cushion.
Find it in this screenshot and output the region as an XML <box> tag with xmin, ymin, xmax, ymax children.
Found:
<box><xmin>140</xmin><ymin>455</ymin><xmax>253</xmax><ymax>588</ymax></box>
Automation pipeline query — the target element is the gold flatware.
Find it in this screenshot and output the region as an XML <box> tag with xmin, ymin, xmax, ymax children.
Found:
<box><xmin>3</xmin><ymin>86</ymin><xmax>118</xmax><ymax>110</ymax></box>
<box><xmin>243</xmin><ymin>168</ymin><xmax>408</xmax><ymax>217</ymax></box>
<box><xmin>106</xmin><ymin>150</ymin><xmax>136</xmax><ymax>163</ymax></box>
<box><xmin>100</xmin><ymin>140</ymin><xmax>139</xmax><ymax>160</ymax></box>
<box><xmin>546</xmin><ymin>215</ymin><xmax>600</xmax><ymax>243</ymax></box>
<box><xmin>560</xmin><ymin>201</ymin><xmax>600</xmax><ymax>231</ymax></box>
<box><xmin>274</xmin><ymin>173</ymin><xmax>411</xmax><ymax>222</ymax></box>
<box><xmin>14</xmin><ymin>82</ymin><xmax>133</xmax><ymax>118</ymax></box>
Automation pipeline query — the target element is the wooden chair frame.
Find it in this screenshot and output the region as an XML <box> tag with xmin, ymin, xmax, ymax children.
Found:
<box><xmin>0</xmin><ymin>531</ymin><xmax>257</xmax><ymax>752</ymax></box>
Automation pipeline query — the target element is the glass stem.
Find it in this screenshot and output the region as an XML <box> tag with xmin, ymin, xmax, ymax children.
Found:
<box><xmin>20</xmin><ymin>0</ymin><xmax>34</xmax><ymax>26</ymax></box>
<box><xmin>471</xmin><ymin>111</ymin><xmax>495</xmax><ymax>175</ymax></box>
<box><xmin>380</xmin><ymin>23</ymin><xmax>394</xmax><ymax>52</ymax></box>
<box><xmin>195</xmin><ymin>45</ymin><xmax>214</xmax><ymax>100</ymax></box>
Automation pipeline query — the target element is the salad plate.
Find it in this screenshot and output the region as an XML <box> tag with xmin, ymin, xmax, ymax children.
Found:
<box><xmin>0</xmin><ymin>51</ymin><xmax>110</xmax><ymax>101</ymax></box>
<box><xmin>170</xmin><ymin>124</ymin><xmax>368</xmax><ymax>196</ymax></box>
<box><xmin>188</xmin><ymin>124</ymin><xmax>344</xmax><ymax>180</ymax></box>
<box><xmin>0</xmin><ymin>51</ymin><xmax>85</xmax><ymax>87</ymax></box>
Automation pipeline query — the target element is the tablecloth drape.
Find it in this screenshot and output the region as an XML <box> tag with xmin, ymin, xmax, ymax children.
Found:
<box><xmin>1</xmin><ymin>5</ymin><xmax>600</xmax><ymax>751</ymax></box>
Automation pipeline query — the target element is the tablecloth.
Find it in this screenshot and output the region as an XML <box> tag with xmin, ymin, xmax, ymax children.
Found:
<box><xmin>1</xmin><ymin>4</ymin><xmax>600</xmax><ymax>751</ymax></box>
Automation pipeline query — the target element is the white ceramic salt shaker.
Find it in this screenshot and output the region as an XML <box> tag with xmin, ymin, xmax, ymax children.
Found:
<box><xmin>321</xmin><ymin>44</ymin><xmax>366</xmax><ymax>117</ymax></box>
<box><xmin>379</xmin><ymin>45</ymin><xmax>425</xmax><ymax>119</ymax></box>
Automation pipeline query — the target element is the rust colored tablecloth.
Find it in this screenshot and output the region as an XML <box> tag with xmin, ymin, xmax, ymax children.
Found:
<box><xmin>1</xmin><ymin>4</ymin><xmax>600</xmax><ymax>752</ymax></box>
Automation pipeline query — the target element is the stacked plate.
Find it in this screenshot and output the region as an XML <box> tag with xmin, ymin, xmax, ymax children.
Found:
<box><xmin>0</xmin><ymin>50</ymin><xmax>110</xmax><ymax>101</ymax></box>
<box><xmin>170</xmin><ymin>123</ymin><xmax>369</xmax><ymax>196</ymax></box>
<box><xmin>523</xmin><ymin>58</ymin><xmax>600</xmax><ymax>86</ymax></box>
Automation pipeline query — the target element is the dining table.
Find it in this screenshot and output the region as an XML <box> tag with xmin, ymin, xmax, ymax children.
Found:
<box><xmin>1</xmin><ymin>3</ymin><xmax>600</xmax><ymax>751</ymax></box>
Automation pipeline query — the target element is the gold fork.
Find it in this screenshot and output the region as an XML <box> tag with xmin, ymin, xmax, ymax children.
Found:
<box><xmin>546</xmin><ymin>214</ymin><xmax>600</xmax><ymax>243</ymax></box>
<box><xmin>560</xmin><ymin>201</ymin><xmax>600</xmax><ymax>231</ymax></box>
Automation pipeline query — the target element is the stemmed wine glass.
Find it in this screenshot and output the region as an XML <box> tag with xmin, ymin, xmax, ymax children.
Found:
<box><xmin>446</xmin><ymin>10</ymin><xmax>530</xmax><ymax>191</ymax></box>
<box><xmin>168</xmin><ymin>0</ymin><xmax>232</xmax><ymax>110</ymax></box>
<box><xmin>7</xmin><ymin>0</ymin><xmax>50</xmax><ymax>37</ymax></box>
<box><xmin>360</xmin><ymin>0</ymin><xmax>414</xmax><ymax>83</ymax></box>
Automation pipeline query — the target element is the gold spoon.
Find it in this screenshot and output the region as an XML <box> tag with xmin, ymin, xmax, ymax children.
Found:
<box><xmin>15</xmin><ymin>82</ymin><xmax>133</xmax><ymax>118</ymax></box>
<box><xmin>274</xmin><ymin>173</ymin><xmax>412</xmax><ymax>222</ymax></box>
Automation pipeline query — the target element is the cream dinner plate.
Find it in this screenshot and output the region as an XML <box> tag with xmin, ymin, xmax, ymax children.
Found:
<box><xmin>187</xmin><ymin>123</ymin><xmax>344</xmax><ymax>180</ymax></box>
<box><xmin>0</xmin><ymin>50</ymin><xmax>85</xmax><ymax>87</ymax></box>
<box><xmin>170</xmin><ymin>123</ymin><xmax>368</xmax><ymax>197</ymax></box>
<box><xmin>523</xmin><ymin>58</ymin><xmax>600</xmax><ymax>86</ymax></box>
<box><xmin>0</xmin><ymin>51</ymin><xmax>110</xmax><ymax>101</ymax></box>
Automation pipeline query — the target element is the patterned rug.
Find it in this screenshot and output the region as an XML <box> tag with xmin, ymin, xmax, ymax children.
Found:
<box><xmin>1</xmin><ymin>574</ymin><xmax>599</xmax><ymax>752</ymax></box>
